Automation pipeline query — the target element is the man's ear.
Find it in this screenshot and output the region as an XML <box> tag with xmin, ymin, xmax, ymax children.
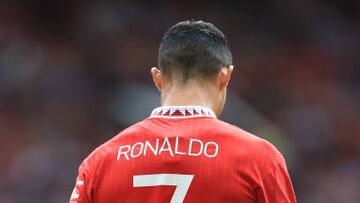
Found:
<box><xmin>218</xmin><ymin>65</ymin><xmax>234</xmax><ymax>90</ymax></box>
<box><xmin>151</xmin><ymin>67</ymin><xmax>163</xmax><ymax>91</ymax></box>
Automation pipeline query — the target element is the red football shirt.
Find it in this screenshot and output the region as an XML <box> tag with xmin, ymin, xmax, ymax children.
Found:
<box><xmin>69</xmin><ymin>106</ymin><xmax>296</xmax><ymax>203</ymax></box>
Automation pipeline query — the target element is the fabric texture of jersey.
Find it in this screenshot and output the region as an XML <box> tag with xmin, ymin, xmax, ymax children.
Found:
<box><xmin>69</xmin><ymin>106</ymin><xmax>297</xmax><ymax>203</ymax></box>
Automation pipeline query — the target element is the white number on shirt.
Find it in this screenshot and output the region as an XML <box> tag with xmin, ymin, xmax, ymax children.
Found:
<box><xmin>133</xmin><ymin>174</ymin><xmax>194</xmax><ymax>203</ymax></box>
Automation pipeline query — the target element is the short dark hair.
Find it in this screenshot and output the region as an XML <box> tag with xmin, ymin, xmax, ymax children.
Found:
<box><xmin>159</xmin><ymin>20</ymin><xmax>232</xmax><ymax>83</ymax></box>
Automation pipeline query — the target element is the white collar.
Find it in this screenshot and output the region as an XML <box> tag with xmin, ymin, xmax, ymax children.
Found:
<box><xmin>150</xmin><ymin>106</ymin><xmax>216</xmax><ymax>118</ymax></box>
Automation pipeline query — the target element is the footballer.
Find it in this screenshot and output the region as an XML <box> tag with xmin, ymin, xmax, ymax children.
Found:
<box><xmin>69</xmin><ymin>20</ymin><xmax>297</xmax><ymax>203</ymax></box>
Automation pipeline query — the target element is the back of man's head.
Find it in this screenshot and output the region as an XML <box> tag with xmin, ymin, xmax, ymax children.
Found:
<box><xmin>159</xmin><ymin>20</ymin><xmax>233</xmax><ymax>83</ymax></box>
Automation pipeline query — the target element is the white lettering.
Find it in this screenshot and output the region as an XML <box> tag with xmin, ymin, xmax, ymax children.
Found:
<box><xmin>117</xmin><ymin>145</ymin><xmax>131</xmax><ymax>160</ymax></box>
<box><xmin>188</xmin><ymin>138</ymin><xmax>203</xmax><ymax>156</ymax></box>
<box><xmin>159</xmin><ymin>137</ymin><xmax>174</xmax><ymax>157</ymax></box>
<box><xmin>174</xmin><ymin>136</ymin><xmax>186</xmax><ymax>155</ymax></box>
<box><xmin>131</xmin><ymin>142</ymin><xmax>144</xmax><ymax>158</ymax></box>
<box><xmin>144</xmin><ymin>139</ymin><xmax>159</xmax><ymax>156</ymax></box>
<box><xmin>204</xmin><ymin>141</ymin><xmax>219</xmax><ymax>158</ymax></box>
<box><xmin>116</xmin><ymin>136</ymin><xmax>219</xmax><ymax>161</ymax></box>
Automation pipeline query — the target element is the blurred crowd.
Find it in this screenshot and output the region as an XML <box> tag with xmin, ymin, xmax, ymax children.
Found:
<box><xmin>0</xmin><ymin>0</ymin><xmax>359</xmax><ymax>202</ymax></box>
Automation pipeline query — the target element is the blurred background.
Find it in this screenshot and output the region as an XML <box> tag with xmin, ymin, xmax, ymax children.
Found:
<box><xmin>0</xmin><ymin>0</ymin><xmax>359</xmax><ymax>202</ymax></box>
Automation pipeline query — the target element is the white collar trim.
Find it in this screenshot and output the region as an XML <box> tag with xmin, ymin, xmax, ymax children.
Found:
<box><xmin>150</xmin><ymin>106</ymin><xmax>216</xmax><ymax>118</ymax></box>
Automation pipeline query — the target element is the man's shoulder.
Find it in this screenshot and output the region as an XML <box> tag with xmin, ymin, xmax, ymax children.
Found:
<box><xmin>80</xmin><ymin>121</ymin><xmax>145</xmax><ymax>170</ymax></box>
<box><xmin>210</xmin><ymin>119</ymin><xmax>283</xmax><ymax>159</ymax></box>
<box><xmin>209</xmin><ymin>119</ymin><xmax>267</xmax><ymax>143</ymax></box>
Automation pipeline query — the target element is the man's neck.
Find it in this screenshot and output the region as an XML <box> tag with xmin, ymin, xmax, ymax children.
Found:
<box><xmin>161</xmin><ymin>83</ymin><xmax>214</xmax><ymax>110</ymax></box>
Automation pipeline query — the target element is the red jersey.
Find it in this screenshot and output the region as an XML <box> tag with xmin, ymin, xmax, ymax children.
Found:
<box><xmin>69</xmin><ymin>106</ymin><xmax>296</xmax><ymax>203</ymax></box>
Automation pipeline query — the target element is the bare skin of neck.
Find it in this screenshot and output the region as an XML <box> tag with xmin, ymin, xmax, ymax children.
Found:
<box><xmin>151</xmin><ymin>66</ymin><xmax>232</xmax><ymax>118</ymax></box>
<box><xmin>161</xmin><ymin>80</ymin><xmax>223</xmax><ymax>117</ymax></box>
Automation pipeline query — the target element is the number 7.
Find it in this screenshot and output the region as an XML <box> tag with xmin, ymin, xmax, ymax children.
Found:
<box><xmin>133</xmin><ymin>174</ymin><xmax>194</xmax><ymax>203</ymax></box>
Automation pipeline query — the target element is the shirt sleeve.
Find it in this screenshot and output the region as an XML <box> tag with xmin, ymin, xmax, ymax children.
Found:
<box><xmin>69</xmin><ymin>163</ymin><xmax>93</xmax><ymax>203</ymax></box>
<box><xmin>256</xmin><ymin>152</ymin><xmax>297</xmax><ymax>203</ymax></box>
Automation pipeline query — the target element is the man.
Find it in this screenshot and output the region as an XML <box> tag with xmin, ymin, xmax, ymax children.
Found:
<box><xmin>69</xmin><ymin>20</ymin><xmax>297</xmax><ymax>203</ymax></box>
